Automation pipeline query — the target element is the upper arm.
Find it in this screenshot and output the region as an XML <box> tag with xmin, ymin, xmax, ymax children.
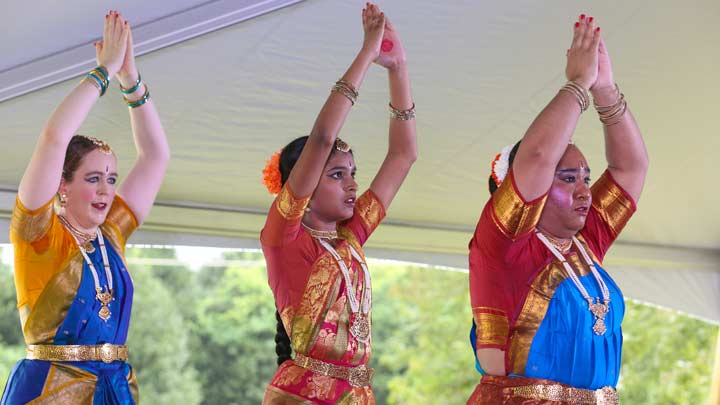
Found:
<box><xmin>261</xmin><ymin>184</ymin><xmax>311</xmax><ymax>247</ymax></box>
<box><xmin>18</xmin><ymin>133</ymin><xmax>68</xmax><ymax>210</ymax></box>
<box><xmin>116</xmin><ymin>154</ymin><xmax>169</xmax><ymax>224</ymax></box>
<box><xmin>286</xmin><ymin>135</ymin><xmax>336</xmax><ymax>200</ymax></box>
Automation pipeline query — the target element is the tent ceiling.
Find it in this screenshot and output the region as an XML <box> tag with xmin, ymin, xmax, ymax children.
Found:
<box><xmin>0</xmin><ymin>0</ymin><xmax>718</xmax><ymax>321</ymax></box>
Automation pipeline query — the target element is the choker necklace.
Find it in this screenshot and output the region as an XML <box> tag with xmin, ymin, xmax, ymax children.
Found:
<box><xmin>65</xmin><ymin>224</ymin><xmax>114</xmax><ymax>322</ymax></box>
<box><xmin>536</xmin><ymin>231</ymin><xmax>610</xmax><ymax>335</ymax></box>
<box><xmin>302</xmin><ymin>222</ymin><xmax>338</xmax><ymax>240</ymax></box>
<box><xmin>58</xmin><ymin>215</ymin><xmax>97</xmax><ymax>253</ymax></box>
<box><xmin>537</xmin><ymin>229</ymin><xmax>572</xmax><ymax>253</ymax></box>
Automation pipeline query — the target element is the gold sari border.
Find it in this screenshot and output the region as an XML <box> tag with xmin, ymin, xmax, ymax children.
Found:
<box><xmin>275</xmin><ymin>184</ymin><xmax>310</xmax><ymax>220</ymax></box>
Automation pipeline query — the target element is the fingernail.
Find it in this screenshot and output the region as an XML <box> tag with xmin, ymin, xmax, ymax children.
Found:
<box><xmin>575</xmin><ymin>22</ymin><xmax>580</xmax><ymax>27</ymax></box>
<box><xmin>595</xmin><ymin>27</ymin><xmax>601</xmax><ymax>32</ymax></box>
<box><xmin>588</xmin><ymin>17</ymin><xmax>594</xmax><ymax>23</ymax></box>
<box><xmin>580</xmin><ymin>14</ymin><xmax>586</xmax><ymax>20</ymax></box>
<box><xmin>124</xmin><ymin>21</ymin><xmax>128</xmax><ymax>25</ymax></box>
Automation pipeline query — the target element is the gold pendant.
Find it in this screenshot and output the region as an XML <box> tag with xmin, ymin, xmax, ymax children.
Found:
<box><xmin>83</xmin><ymin>240</ymin><xmax>95</xmax><ymax>253</ymax></box>
<box><xmin>350</xmin><ymin>313</ymin><xmax>371</xmax><ymax>343</ymax></box>
<box><xmin>588</xmin><ymin>299</ymin><xmax>609</xmax><ymax>335</ymax></box>
<box><xmin>96</xmin><ymin>288</ymin><xmax>113</xmax><ymax>322</ymax></box>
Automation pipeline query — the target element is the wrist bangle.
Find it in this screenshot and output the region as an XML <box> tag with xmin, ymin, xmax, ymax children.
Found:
<box><xmin>84</xmin><ymin>66</ymin><xmax>110</xmax><ymax>97</ymax></box>
<box><xmin>120</xmin><ymin>73</ymin><xmax>142</xmax><ymax>95</ymax></box>
<box><xmin>559</xmin><ymin>81</ymin><xmax>590</xmax><ymax>112</ymax></box>
<box><xmin>124</xmin><ymin>84</ymin><xmax>150</xmax><ymax>108</ymax></box>
<box><xmin>388</xmin><ymin>102</ymin><xmax>416</xmax><ymax>121</ymax></box>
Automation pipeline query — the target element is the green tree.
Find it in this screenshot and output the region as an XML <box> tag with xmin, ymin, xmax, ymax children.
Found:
<box><xmin>126</xmin><ymin>250</ymin><xmax>203</xmax><ymax>405</ymax></box>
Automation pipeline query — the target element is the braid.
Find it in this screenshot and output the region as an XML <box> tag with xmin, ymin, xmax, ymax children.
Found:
<box><xmin>274</xmin><ymin>310</ymin><xmax>292</xmax><ymax>366</ymax></box>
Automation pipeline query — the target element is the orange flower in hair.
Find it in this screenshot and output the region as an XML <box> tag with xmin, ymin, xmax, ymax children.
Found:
<box><xmin>262</xmin><ymin>151</ymin><xmax>283</xmax><ymax>195</ymax></box>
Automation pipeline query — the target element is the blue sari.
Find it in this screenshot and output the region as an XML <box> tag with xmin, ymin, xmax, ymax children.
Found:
<box><xmin>2</xmin><ymin>195</ymin><xmax>138</xmax><ymax>404</ymax></box>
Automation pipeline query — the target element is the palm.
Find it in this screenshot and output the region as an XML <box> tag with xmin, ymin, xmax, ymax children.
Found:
<box><xmin>374</xmin><ymin>23</ymin><xmax>406</xmax><ymax>71</ymax></box>
<box><xmin>594</xmin><ymin>38</ymin><xmax>614</xmax><ymax>90</ymax></box>
<box><xmin>118</xmin><ymin>29</ymin><xmax>138</xmax><ymax>80</ymax></box>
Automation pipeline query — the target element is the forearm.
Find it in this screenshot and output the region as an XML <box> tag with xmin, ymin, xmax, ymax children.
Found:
<box><xmin>387</xmin><ymin>63</ymin><xmax>417</xmax><ymax>163</ymax></box>
<box><xmin>19</xmin><ymin>78</ymin><xmax>104</xmax><ymax>208</ymax></box>
<box><xmin>592</xmin><ymin>85</ymin><xmax>648</xmax><ymax>201</ymax></box>
<box><xmin>512</xmin><ymin>90</ymin><xmax>583</xmax><ymax>200</ymax></box>
<box><xmin>309</xmin><ymin>49</ymin><xmax>375</xmax><ymax>144</ymax></box>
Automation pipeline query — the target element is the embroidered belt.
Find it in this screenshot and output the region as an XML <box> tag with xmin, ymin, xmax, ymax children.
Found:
<box><xmin>294</xmin><ymin>353</ymin><xmax>373</xmax><ymax>388</ymax></box>
<box><xmin>26</xmin><ymin>344</ymin><xmax>129</xmax><ymax>364</ymax></box>
<box><xmin>509</xmin><ymin>384</ymin><xmax>618</xmax><ymax>405</ymax></box>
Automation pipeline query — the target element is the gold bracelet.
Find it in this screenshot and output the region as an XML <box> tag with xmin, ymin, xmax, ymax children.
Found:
<box><xmin>83</xmin><ymin>76</ymin><xmax>103</xmax><ymax>95</ymax></box>
<box><xmin>336</xmin><ymin>79</ymin><xmax>358</xmax><ymax>98</ymax></box>
<box><xmin>593</xmin><ymin>83</ymin><xmax>628</xmax><ymax>125</ymax></box>
<box><xmin>388</xmin><ymin>102</ymin><xmax>416</xmax><ymax>121</ymax></box>
<box><xmin>332</xmin><ymin>83</ymin><xmax>357</xmax><ymax>105</ymax></box>
<box><xmin>560</xmin><ymin>81</ymin><xmax>590</xmax><ymax>112</ymax></box>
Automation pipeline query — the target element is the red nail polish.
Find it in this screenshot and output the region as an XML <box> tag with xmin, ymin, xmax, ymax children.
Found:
<box><xmin>588</xmin><ymin>17</ymin><xmax>594</xmax><ymax>23</ymax></box>
<box><xmin>575</xmin><ymin>22</ymin><xmax>580</xmax><ymax>27</ymax></box>
<box><xmin>596</xmin><ymin>27</ymin><xmax>601</xmax><ymax>32</ymax></box>
<box><xmin>580</xmin><ymin>14</ymin><xmax>586</xmax><ymax>20</ymax></box>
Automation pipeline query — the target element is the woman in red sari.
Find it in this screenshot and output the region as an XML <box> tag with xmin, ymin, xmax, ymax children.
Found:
<box><xmin>468</xmin><ymin>15</ymin><xmax>648</xmax><ymax>404</ymax></box>
<box><xmin>260</xmin><ymin>3</ymin><xmax>416</xmax><ymax>404</ymax></box>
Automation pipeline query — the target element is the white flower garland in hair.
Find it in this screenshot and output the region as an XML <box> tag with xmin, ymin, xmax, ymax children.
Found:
<box><xmin>491</xmin><ymin>145</ymin><xmax>514</xmax><ymax>187</ymax></box>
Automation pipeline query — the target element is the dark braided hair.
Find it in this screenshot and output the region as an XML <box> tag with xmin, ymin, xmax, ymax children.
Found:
<box><xmin>271</xmin><ymin>136</ymin><xmax>353</xmax><ymax>366</ymax></box>
<box><xmin>488</xmin><ymin>141</ymin><xmax>521</xmax><ymax>194</ymax></box>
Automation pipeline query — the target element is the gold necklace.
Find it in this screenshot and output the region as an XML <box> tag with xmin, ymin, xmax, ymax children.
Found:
<box><xmin>538</xmin><ymin>229</ymin><xmax>572</xmax><ymax>253</ymax></box>
<box><xmin>58</xmin><ymin>215</ymin><xmax>97</xmax><ymax>253</ymax></box>
<box><xmin>302</xmin><ymin>223</ymin><xmax>338</xmax><ymax>240</ymax></box>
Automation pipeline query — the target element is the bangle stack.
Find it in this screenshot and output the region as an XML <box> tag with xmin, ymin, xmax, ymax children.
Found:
<box><xmin>388</xmin><ymin>102</ymin><xmax>416</xmax><ymax>121</ymax></box>
<box><xmin>124</xmin><ymin>84</ymin><xmax>150</xmax><ymax>109</ymax></box>
<box><xmin>120</xmin><ymin>73</ymin><xmax>142</xmax><ymax>95</ymax></box>
<box><xmin>332</xmin><ymin>79</ymin><xmax>358</xmax><ymax>105</ymax></box>
<box><xmin>593</xmin><ymin>84</ymin><xmax>627</xmax><ymax>126</ymax></box>
<box><xmin>560</xmin><ymin>81</ymin><xmax>590</xmax><ymax>112</ymax></box>
<box><xmin>84</xmin><ymin>66</ymin><xmax>110</xmax><ymax>97</ymax></box>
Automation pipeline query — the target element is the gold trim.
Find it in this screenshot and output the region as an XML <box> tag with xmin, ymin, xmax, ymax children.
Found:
<box><xmin>473</xmin><ymin>310</ymin><xmax>509</xmax><ymax>346</ymax></box>
<box><xmin>591</xmin><ymin>170</ymin><xmax>636</xmax><ymax>236</ymax></box>
<box><xmin>10</xmin><ymin>197</ymin><xmax>54</xmax><ymax>243</ymax></box>
<box><xmin>276</xmin><ymin>185</ymin><xmax>310</xmax><ymax>220</ymax></box>
<box><xmin>492</xmin><ymin>173</ymin><xmax>546</xmax><ymax>239</ymax></box>
<box><xmin>354</xmin><ymin>190</ymin><xmax>384</xmax><ymax>233</ymax></box>
<box><xmin>294</xmin><ymin>354</ymin><xmax>373</xmax><ymax>388</ymax></box>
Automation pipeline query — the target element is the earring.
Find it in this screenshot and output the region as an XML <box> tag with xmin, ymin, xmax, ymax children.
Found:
<box><xmin>58</xmin><ymin>193</ymin><xmax>67</xmax><ymax>216</ymax></box>
<box><xmin>305</xmin><ymin>206</ymin><xmax>311</xmax><ymax>213</ymax></box>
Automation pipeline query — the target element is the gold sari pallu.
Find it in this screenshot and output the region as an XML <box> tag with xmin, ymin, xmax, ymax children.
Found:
<box><xmin>26</xmin><ymin>344</ymin><xmax>129</xmax><ymax>364</ymax></box>
<box><xmin>294</xmin><ymin>353</ymin><xmax>373</xmax><ymax>388</ymax></box>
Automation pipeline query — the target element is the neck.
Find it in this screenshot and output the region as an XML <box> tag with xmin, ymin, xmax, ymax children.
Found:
<box><xmin>302</xmin><ymin>213</ymin><xmax>338</xmax><ymax>232</ymax></box>
<box><xmin>62</xmin><ymin>212</ymin><xmax>98</xmax><ymax>235</ymax></box>
<box><xmin>536</xmin><ymin>225</ymin><xmax>574</xmax><ymax>241</ymax></box>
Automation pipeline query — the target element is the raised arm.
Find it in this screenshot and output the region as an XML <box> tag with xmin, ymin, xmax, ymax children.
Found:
<box><xmin>512</xmin><ymin>15</ymin><xmax>600</xmax><ymax>201</ymax></box>
<box><xmin>368</xmin><ymin>17</ymin><xmax>417</xmax><ymax>209</ymax></box>
<box><xmin>18</xmin><ymin>11</ymin><xmax>127</xmax><ymax>210</ymax></box>
<box><xmin>287</xmin><ymin>3</ymin><xmax>385</xmax><ymax>198</ymax></box>
<box><xmin>591</xmin><ymin>38</ymin><xmax>648</xmax><ymax>203</ymax></box>
<box><xmin>115</xmin><ymin>25</ymin><xmax>170</xmax><ymax>223</ymax></box>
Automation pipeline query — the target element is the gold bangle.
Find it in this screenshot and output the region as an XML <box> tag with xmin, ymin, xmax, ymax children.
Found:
<box><xmin>336</xmin><ymin>79</ymin><xmax>358</xmax><ymax>98</ymax></box>
<box><xmin>388</xmin><ymin>102</ymin><xmax>416</xmax><ymax>120</ymax></box>
<box><xmin>332</xmin><ymin>84</ymin><xmax>357</xmax><ymax>105</ymax></box>
<box><xmin>560</xmin><ymin>81</ymin><xmax>589</xmax><ymax>112</ymax></box>
<box><xmin>83</xmin><ymin>77</ymin><xmax>103</xmax><ymax>95</ymax></box>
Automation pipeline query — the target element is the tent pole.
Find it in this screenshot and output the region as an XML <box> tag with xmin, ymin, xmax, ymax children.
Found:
<box><xmin>711</xmin><ymin>328</ymin><xmax>720</xmax><ymax>405</ymax></box>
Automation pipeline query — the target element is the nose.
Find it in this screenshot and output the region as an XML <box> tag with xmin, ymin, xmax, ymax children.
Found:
<box><xmin>346</xmin><ymin>177</ymin><xmax>358</xmax><ymax>193</ymax></box>
<box><xmin>97</xmin><ymin>179</ymin><xmax>109</xmax><ymax>195</ymax></box>
<box><xmin>575</xmin><ymin>181</ymin><xmax>591</xmax><ymax>201</ymax></box>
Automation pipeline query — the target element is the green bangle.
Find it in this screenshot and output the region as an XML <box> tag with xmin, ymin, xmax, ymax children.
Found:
<box><xmin>85</xmin><ymin>72</ymin><xmax>107</xmax><ymax>96</ymax></box>
<box><xmin>120</xmin><ymin>73</ymin><xmax>142</xmax><ymax>94</ymax></box>
<box><xmin>125</xmin><ymin>85</ymin><xmax>150</xmax><ymax>108</ymax></box>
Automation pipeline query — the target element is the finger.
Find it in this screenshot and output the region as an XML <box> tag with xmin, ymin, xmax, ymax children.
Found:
<box><xmin>582</xmin><ymin>17</ymin><xmax>595</xmax><ymax>48</ymax></box>
<box><xmin>104</xmin><ymin>11</ymin><xmax>111</xmax><ymax>42</ymax></box>
<box><xmin>385</xmin><ymin>17</ymin><xmax>395</xmax><ymax>32</ymax></box>
<box><xmin>598</xmin><ymin>36</ymin><xmax>608</xmax><ymax>55</ymax></box>
<box><xmin>571</xmin><ymin>20</ymin><xmax>583</xmax><ymax>49</ymax></box>
<box><xmin>592</xmin><ymin>27</ymin><xmax>602</xmax><ymax>52</ymax></box>
<box><xmin>94</xmin><ymin>41</ymin><xmax>103</xmax><ymax>60</ymax></box>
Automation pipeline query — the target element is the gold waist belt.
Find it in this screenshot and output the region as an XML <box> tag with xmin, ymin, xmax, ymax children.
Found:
<box><xmin>510</xmin><ymin>384</ymin><xmax>618</xmax><ymax>405</ymax></box>
<box><xmin>26</xmin><ymin>344</ymin><xmax>129</xmax><ymax>364</ymax></box>
<box><xmin>294</xmin><ymin>353</ymin><xmax>373</xmax><ymax>388</ymax></box>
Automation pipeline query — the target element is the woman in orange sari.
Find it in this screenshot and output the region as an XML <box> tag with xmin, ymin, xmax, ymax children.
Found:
<box><xmin>468</xmin><ymin>15</ymin><xmax>648</xmax><ymax>404</ymax></box>
<box><xmin>2</xmin><ymin>11</ymin><xmax>169</xmax><ymax>405</ymax></box>
<box><xmin>260</xmin><ymin>3</ymin><xmax>416</xmax><ymax>403</ymax></box>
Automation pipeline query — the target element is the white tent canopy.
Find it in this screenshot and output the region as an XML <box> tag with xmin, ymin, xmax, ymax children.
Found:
<box><xmin>0</xmin><ymin>0</ymin><xmax>718</xmax><ymax>322</ymax></box>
